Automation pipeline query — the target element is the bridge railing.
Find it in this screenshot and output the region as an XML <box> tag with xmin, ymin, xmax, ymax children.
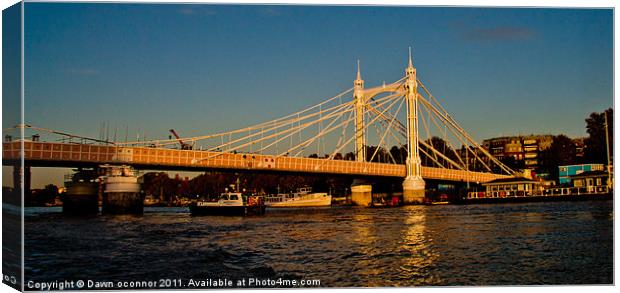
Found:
<box><xmin>3</xmin><ymin>141</ymin><xmax>510</xmax><ymax>182</ymax></box>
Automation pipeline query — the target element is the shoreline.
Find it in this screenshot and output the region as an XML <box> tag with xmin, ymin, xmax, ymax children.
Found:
<box><xmin>459</xmin><ymin>193</ymin><xmax>613</xmax><ymax>205</ymax></box>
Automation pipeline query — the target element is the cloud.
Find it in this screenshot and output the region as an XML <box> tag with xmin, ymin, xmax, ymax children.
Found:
<box><xmin>462</xmin><ymin>26</ymin><xmax>535</xmax><ymax>41</ymax></box>
<box><xmin>178</xmin><ymin>7</ymin><xmax>195</xmax><ymax>15</ymax></box>
<box><xmin>63</xmin><ymin>68</ymin><xmax>100</xmax><ymax>76</ymax></box>
<box><xmin>178</xmin><ymin>7</ymin><xmax>217</xmax><ymax>16</ymax></box>
<box><xmin>257</xmin><ymin>7</ymin><xmax>282</xmax><ymax>17</ymax></box>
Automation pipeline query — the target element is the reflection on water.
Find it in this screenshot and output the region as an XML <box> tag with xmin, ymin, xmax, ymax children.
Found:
<box><xmin>398</xmin><ymin>208</ymin><xmax>441</xmax><ymax>285</ymax></box>
<box><xmin>24</xmin><ymin>201</ymin><xmax>613</xmax><ymax>287</ymax></box>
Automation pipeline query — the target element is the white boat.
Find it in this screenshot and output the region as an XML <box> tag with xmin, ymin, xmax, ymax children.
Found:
<box><xmin>265</xmin><ymin>186</ymin><xmax>332</xmax><ymax>208</ymax></box>
<box><xmin>190</xmin><ymin>192</ymin><xmax>265</xmax><ymax>216</ymax></box>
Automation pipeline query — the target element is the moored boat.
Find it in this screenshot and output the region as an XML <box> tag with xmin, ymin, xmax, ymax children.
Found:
<box><xmin>423</xmin><ymin>194</ymin><xmax>450</xmax><ymax>205</ymax></box>
<box><xmin>265</xmin><ymin>186</ymin><xmax>332</xmax><ymax>208</ymax></box>
<box><xmin>370</xmin><ymin>195</ymin><xmax>401</xmax><ymax>208</ymax></box>
<box><xmin>144</xmin><ymin>194</ymin><xmax>163</xmax><ymax>207</ymax></box>
<box><xmin>190</xmin><ymin>192</ymin><xmax>266</xmax><ymax>216</ymax></box>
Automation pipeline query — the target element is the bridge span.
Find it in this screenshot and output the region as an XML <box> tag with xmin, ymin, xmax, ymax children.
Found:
<box><xmin>3</xmin><ymin>141</ymin><xmax>509</xmax><ymax>183</ymax></box>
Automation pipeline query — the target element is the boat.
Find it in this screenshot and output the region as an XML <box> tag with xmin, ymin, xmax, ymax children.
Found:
<box><xmin>265</xmin><ymin>186</ymin><xmax>332</xmax><ymax>208</ymax></box>
<box><xmin>370</xmin><ymin>195</ymin><xmax>401</xmax><ymax>208</ymax></box>
<box><xmin>144</xmin><ymin>194</ymin><xmax>162</xmax><ymax>207</ymax></box>
<box><xmin>45</xmin><ymin>196</ymin><xmax>63</xmax><ymax>207</ymax></box>
<box><xmin>189</xmin><ymin>192</ymin><xmax>266</xmax><ymax>216</ymax></box>
<box><xmin>423</xmin><ymin>194</ymin><xmax>450</xmax><ymax>205</ymax></box>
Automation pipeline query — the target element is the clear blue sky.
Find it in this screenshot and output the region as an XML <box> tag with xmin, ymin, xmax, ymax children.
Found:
<box><xmin>7</xmin><ymin>3</ymin><xmax>616</xmax><ymax>187</ymax></box>
<box><xmin>23</xmin><ymin>3</ymin><xmax>612</xmax><ymax>140</ymax></box>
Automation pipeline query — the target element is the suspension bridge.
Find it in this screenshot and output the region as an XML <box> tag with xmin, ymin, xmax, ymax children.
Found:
<box><xmin>3</xmin><ymin>50</ymin><xmax>515</xmax><ymax>205</ymax></box>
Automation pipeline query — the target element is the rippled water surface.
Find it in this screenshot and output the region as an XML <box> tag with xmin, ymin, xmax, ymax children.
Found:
<box><xmin>24</xmin><ymin>201</ymin><xmax>613</xmax><ymax>287</ymax></box>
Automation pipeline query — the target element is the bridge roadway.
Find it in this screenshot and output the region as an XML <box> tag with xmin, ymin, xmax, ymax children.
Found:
<box><xmin>3</xmin><ymin>141</ymin><xmax>510</xmax><ymax>182</ymax></box>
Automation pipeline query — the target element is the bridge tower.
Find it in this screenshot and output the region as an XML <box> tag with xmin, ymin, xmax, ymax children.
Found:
<box><xmin>402</xmin><ymin>48</ymin><xmax>426</xmax><ymax>204</ymax></box>
<box><xmin>350</xmin><ymin>61</ymin><xmax>372</xmax><ymax>206</ymax></box>
<box><xmin>353</xmin><ymin>60</ymin><xmax>366</xmax><ymax>162</ymax></box>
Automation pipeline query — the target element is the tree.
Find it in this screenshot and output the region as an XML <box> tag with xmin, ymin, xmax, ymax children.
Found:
<box><xmin>539</xmin><ymin>134</ymin><xmax>576</xmax><ymax>181</ymax></box>
<box><xmin>550</xmin><ymin>135</ymin><xmax>577</xmax><ymax>166</ymax></box>
<box><xmin>390</xmin><ymin>145</ymin><xmax>406</xmax><ymax>164</ymax></box>
<box><xmin>584</xmin><ymin>108</ymin><xmax>613</xmax><ymax>164</ymax></box>
<box><xmin>365</xmin><ymin>146</ymin><xmax>390</xmax><ymax>163</ymax></box>
<box><xmin>420</xmin><ymin>137</ymin><xmax>459</xmax><ymax>168</ymax></box>
<box><xmin>142</xmin><ymin>172</ymin><xmax>169</xmax><ymax>199</ymax></box>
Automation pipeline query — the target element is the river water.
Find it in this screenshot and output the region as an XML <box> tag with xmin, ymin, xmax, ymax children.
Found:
<box><xmin>23</xmin><ymin>201</ymin><xmax>613</xmax><ymax>287</ymax></box>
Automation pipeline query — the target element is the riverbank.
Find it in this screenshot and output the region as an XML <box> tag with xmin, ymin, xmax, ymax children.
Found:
<box><xmin>461</xmin><ymin>193</ymin><xmax>612</xmax><ymax>204</ymax></box>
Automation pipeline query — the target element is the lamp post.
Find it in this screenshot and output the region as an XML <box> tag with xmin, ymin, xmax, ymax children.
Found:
<box><xmin>604</xmin><ymin>111</ymin><xmax>613</xmax><ymax>189</ymax></box>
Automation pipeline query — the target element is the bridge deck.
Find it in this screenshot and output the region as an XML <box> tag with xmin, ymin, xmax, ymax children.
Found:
<box><xmin>2</xmin><ymin>142</ymin><xmax>510</xmax><ymax>182</ymax></box>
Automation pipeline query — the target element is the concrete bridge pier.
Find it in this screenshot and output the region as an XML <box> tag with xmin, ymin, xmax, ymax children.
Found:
<box><xmin>63</xmin><ymin>181</ymin><xmax>99</xmax><ymax>215</ymax></box>
<box><xmin>102</xmin><ymin>192</ymin><xmax>143</xmax><ymax>215</ymax></box>
<box><xmin>101</xmin><ymin>165</ymin><xmax>143</xmax><ymax>215</ymax></box>
<box><xmin>402</xmin><ymin>176</ymin><xmax>425</xmax><ymax>205</ymax></box>
<box><xmin>63</xmin><ymin>168</ymin><xmax>100</xmax><ymax>215</ymax></box>
<box><xmin>351</xmin><ymin>179</ymin><xmax>372</xmax><ymax>206</ymax></box>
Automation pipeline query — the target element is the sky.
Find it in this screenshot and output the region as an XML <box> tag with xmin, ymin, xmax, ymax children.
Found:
<box><xmin>2</xmin><ymin>2</ymin><xmax>615</xmax><ymax>187</ymax></box>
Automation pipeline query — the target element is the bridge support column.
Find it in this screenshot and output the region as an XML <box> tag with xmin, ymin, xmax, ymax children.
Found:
<box><xmin>402</xmin><ymin>176</ymin><xmax>425</xmax><ymax>204</ymax></box>
<box><xmin>6</xmin><ymin>163</ymin><xmax>27</xmax><ymax>206</ymax></box>
<box><xmin>402</xmin><ymin>48</ymin><xmax>426</xmax><ymax>205</ymax></box>
<box><xmin>102</xmin><ymin>192</ymin><xmax>143</xmax><ymax>215</ymax></box>
<box><xmin>101</xmin><ymin>165</ymin><xmax>143</xmax><ymax>215</ymax></box>
<box><xmin>63</xmin><ymin>181</ymin><xmax>99</xmax><ymax>215</ymax></box>
<box><xmin>63</xmin><ymin>168</ymin><xmax>99</xmax><ymax>215</ymax></box>
<box><xmin>12</xmin><ymin>164</ymin><xmax>31</xmax><ymax>200</ymax></box>
<box><xmin>351</xmin><ymin>179</ymin><xmax>372</xmax><ymax>206</ymax></box>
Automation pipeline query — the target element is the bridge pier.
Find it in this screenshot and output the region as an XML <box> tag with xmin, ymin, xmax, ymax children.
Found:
<box><xmin>13</xmin><ymin>164</ymin><xmax>31</xmax><ymax>200</ymax></box>
<box><xmin>102</xmin><ymin>192</ymin><xmax>143</xmax><ymax>215</ymax></box>
<box><xmin>6</xmin><ymin>163</ymin><xmax>28</xmax><ymax>206</ymax></box>
<box><xmin>350</xmin><ymin>179</ymin><xmax>372</xmax><ymax>206</ymax></box>
<box><xmin>402</xmin><ymin>176</ymin><xmax>425</xmax><ymax>205</ymax></box>
<box><xmin>63</xmin><ymin>181</ymin><xmax>99</xmax><ymax>215</ymax></box>
<box><xmin>63</xmin><ymin>168</ymin><xmax>99</xmax><ymax>215</ymax></box>
<box><xmin>101</xmin><ymin>165</ymin><xmax>143</xmax><ymax>215</ymax></box>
